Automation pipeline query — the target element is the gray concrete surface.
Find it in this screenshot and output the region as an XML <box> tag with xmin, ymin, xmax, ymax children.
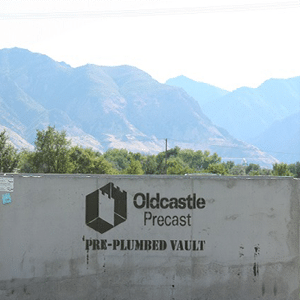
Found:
<box><xmin>0</xmin><ymin>174</ymin><xmax>299</xmax><ymax>299</ymax></box>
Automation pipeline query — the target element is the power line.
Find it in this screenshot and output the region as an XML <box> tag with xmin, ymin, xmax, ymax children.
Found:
<box><xmin>0</xmin><ymin>1</ymin><xmax>299</xmax><ymax>20</ymax></box>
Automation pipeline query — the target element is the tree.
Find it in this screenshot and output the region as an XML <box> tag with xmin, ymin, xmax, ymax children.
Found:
<box><xmin>245</xmin><ymin>163</ymin><xmax>260</xmax><ymax>175</ymax></box>
<box><xmin>69</xmin><ymin>146</ymin><xmax>117</xmax><ymax>174</ymax></box>
<box><xmin>32</xmin><ymin>126</ymin><xmax>72</xmax><ymax>173</ymax></box>
<box><xmin>203</xmin><ymin>151</ymin><xmax>222</xmax><ymax>169</ymax></box>
<box><xmin>288</xmin><ymin>162</ymin><xmax>300</xmax><ymax>178</ymax></box>
<box><xmin>0</xmin><ymin>130</ymin><xmax>19</xmax><ymax>173</ymax></box>
<box><xmin>228</xmin><ymin>164</ymin><xmax>246</xmax><ymax>175</ymax></box>
<box><xmin>124</xmin><ymin>158</ymin><xmax>144</xmax><ymax>175</ymax></box>
<box><xmin>222</xmin><ymin>161</ymin><xmax>235</xmax><ymax>173</ymax></box>
<box><xmin>272</xmin><ymin>163</ymin><xmax>293</xmax><ymax>177</ymax></box>
<box><xmin>166</xmin><ymin>157</ymin><xmax>194</xmax><ymax>175</ymax></box>
<box><xmin>205</xmin><ymin>163</ymin><xmax>228</xmax><ymax>175</ymax></box>
<box><xmin>18</xmin><ymin>150</ymin><xmax>36</xmax><ymax>173</ymax></box>
<box><xmin>142</xmin><ymin>155</ymin><xmax>158</xmax><ymax>174</ymax></box>
<box><xmin>180</xmin><ymin>149</ymin><xmax>222</xmax><ymax>171</ymax></box>
<box><xmin>103</xmin><ymin>148</ymin><xmax>131</xmax><ymax>172</ymax></box>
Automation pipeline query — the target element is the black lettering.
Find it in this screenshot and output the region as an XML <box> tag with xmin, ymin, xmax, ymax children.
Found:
<box><xmin>101</xmin><ymin>239</ymin><xmax>107</xmax><ymax>250</ymax></box>
<box><xmin>160</xmin><ymin>197</ymin><xmax>169</xmax><ymax>209</ymax></box>
<box><xmin>172</xmin><ymin>215</ymin><xmax>179</xmax><ymax>226</ymax></box>
<box><xmin>145</xmin><ymin>240</ymin><xmax>151</xmax><ymax>250</ymax></box>
<box><xmin>186</xmin><ymin>194</ymin><xmax>193</xmax><ymax>209</ymax></box>
<box><xmin>144</xmin><ymin>211</ymin><xmax>152</xmax><ymax>225</ymax></box>
<box><xmin>160</xmin><ymin>240</ymin><xmax>167</xmax><ymax>250</ymax></box>
<box><xmin>135</xmin><ymin>240</ymin><xmax>144</xmax><ymax>250</ymax></box>
<box><xmin>176</xmin><ymin>240</ymin><xmax>184</xmax><ymax>250</ymax></box>
<box><xmin>187</xmin><ymin>214</ymin><xmax>192</xmax><ymax>226</ymax></box>
<box><xmin>150</xmin><ymin>193</ymin><xmax>160</xmax><ymax>209</ymax></box>
<box><xmin>85</xmin><ymin>239</ymin><xmax>92</xmax><ymax>250</ymax></box>
<box><xmin>197</xmin><ymin>197</ymin><xmax>206</xmax><ymax>209</ymax></box>
<box><xmin>157</xmin><ymin>215</ymin><xmax>164</xmax><ymax>226</ymax></box>
<box><xmin>133</xmin><ymin>193</ymin><xmax>146</xmax><ymax>209</ymax></box>
<box><xmin>178</xmin><ymin>197</ymin><xmax>186</xmax><ymax>209</ymax></box>
<box><xmin>127</xmin><ymin>240</ymin><xmax>134</xmax><ymax>250</ymax></box>
<box><xmin>93</xmin><ymin>239</ymin><xmax>100</xmax><ymax>250</ymax></box>
<box><xmin>165</xmin><ymin>215</ymin><xmax>172</xmax><ymax>226</ymax></box>
<box><xmin>179</xmin><ymin>215</ymin><xmax>186</xmax><ymax>226</ymax></box>
<box><xmin>120</xmin><ymin>240</ymin><xmax>127</xmax><ymax>250</ymax></box>
<box><xmin>169</xmin><ymin>197</ymin><xmax>178</xmax><ymax>209</ymax></box>
<box><xmin>113</xmin><ymin>239</ymin><xmax>120</xmax><ymax>250</ymax></box>
<box><xmin>199</xmin><ymin>240</ymin><xmax>206</xmax><ymax>250</ymax></box>
<box><xmin>185</xmin><ymin>240</ymin><xmax>192</xmax><ymax>251</ymax></box>
<box><xmin>152</xmin><ymin>240</ymin><xmax>159</xmax><ymax>250</ymax></box>
<box><xmin>134</xmin><ymin>192</ymin><xmax>206</xmax><ymax>210</ymax></box>
<box><xmin>152</xmin><ymin>215</ymin><xmax>157</xmax><ymax>225</ymax></box>
<box><xmin>170</xmin><ymin>240</ymin><xmax>177</xmax><ymax>250</ymax></box>
<box><xmin>192</xmin><ymin>240</ymin><xmax>199</xmax><ymax>251</ymax></box>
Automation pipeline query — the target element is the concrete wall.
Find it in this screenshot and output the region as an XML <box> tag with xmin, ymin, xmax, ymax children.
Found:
<box><xmin>0</xmin><ymin>174</ymin><xmax>299</xmax><ymax>300</ymax></box>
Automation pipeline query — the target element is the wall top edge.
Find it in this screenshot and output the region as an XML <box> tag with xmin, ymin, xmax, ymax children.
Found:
<box><xmin>0</xmin><ymin>173</ymin><xmax>297</xmax><ymax>181</ymax></box>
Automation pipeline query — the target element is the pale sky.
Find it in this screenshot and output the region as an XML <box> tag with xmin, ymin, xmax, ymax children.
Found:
<box><xmin>0</xmin><ymin>0</ymin><xmax>299</xmax><ymax>91</ymax></box>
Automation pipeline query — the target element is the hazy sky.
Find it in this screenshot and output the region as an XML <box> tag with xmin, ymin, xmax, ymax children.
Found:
<box><xmin>0</xmin><ymin>0</ymin><xmax>299</xmax><ymax>91</ymax></box>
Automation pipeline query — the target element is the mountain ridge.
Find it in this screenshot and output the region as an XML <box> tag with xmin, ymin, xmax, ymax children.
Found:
<box><xmin>167</xmin><ymin>74</ymin><xmax>300</xmax><ymax>163</ymax></box>
<box><xmin>0</xmin><ymin>48</ymin><xmax>279</xmax><ymax>166</ymax></box>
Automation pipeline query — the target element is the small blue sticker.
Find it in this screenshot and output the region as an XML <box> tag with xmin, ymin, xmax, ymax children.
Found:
<box><xmin>2</xmin><ymin>193</ymin><xmax>11</xmax><ymax>204</ymax></box>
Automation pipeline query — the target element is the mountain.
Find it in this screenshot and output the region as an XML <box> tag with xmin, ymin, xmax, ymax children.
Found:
<box><xmin>0</xmin><ymin>124</ymin><xmax>33</xmax><ymax>150</ymax></box>
<box><xmin>201</xmin><ymin>77</ymin><xmax>300</xmax><ymax>141</ymax></box>
<box><xmin>0</xmin><ymin>48</ymin><xmax>278</xmax><ymax>166</ymax></box>
<box><xmin>167</xmin><ymin>75</ymin><xmax>300</xmax><ymax>142</ymax></box>
<box><xmin>167</xmin><ymin>74</ymin><xmax>300</xmax><ymax>162</ymax></box>
<box><xmin>166</xmin><ymin>75</ymin><xmax>229</xmax><ymax>106</ymax></box>
<box><xmin>252</xmin><ymin>112</ymin><xmax>300</xmax><ymax>163</ymax></box>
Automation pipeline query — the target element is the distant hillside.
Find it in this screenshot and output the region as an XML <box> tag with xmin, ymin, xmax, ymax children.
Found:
<box><xmin>166</xmin><ymin>75</ymin><xmax>229</xmax><ymax>106</ymax></box>
<box><xmin>0</xmin><ymin>125</ymin><xmax>33</xmax><ymax>150</ymax></box>
<box><xmin>0</xmin><ymin>48</ymin><xmax>278</xmax><ymax>166</ymax></box>
<box><xmin>201</xmin><ymin>77</ymin><xmax>300</xmax><ymax>141</ymax></box>
<box><xmin>252</xmin><ymin>112</ymin><xmax>300</xmax><ymax>163</ymax></box>
<box><xmin>167</xmin><ymin>74</ymin><xmax>300</xmax><ymax>163</ymax></box>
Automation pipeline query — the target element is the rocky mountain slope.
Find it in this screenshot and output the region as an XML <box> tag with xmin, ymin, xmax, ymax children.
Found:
<box><xmin>166</xmin><ymin>75</ymin><xmax>229</xmax><ymax>106</ymax></box>
<box><xmin>167</xmin><ymin>75</ymin><xmax>300</xmax><ymax>163</ymax></box>
<box><xmin>252</xmin><ymin>112</ymin><xmax>300</xmax><ymax>163</ymax></box>
<box><xmin>0</xmin><ymin>48</ymin><xmax>278</xmax><ymax>166</ymax></box>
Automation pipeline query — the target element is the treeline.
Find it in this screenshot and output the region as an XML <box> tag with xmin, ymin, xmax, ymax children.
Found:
<box><xmin>1</xmin><ymin>126</ymin><xmax>299</xmax><ymax>177</ymax></box>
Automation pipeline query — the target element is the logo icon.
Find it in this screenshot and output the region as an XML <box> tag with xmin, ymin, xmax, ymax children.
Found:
<box><xmin>86</xmin><ymin>182</ymin><xmax>127</xmax><ymax>233</ymax></box>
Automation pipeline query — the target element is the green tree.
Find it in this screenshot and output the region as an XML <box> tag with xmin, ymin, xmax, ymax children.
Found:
<box><xmin>32</xmin><ymin>126</ymin><xmax>72</xmax><ymax>173</ymax></box>
<box><xmin>205</xmin><ymin>163</ymin><xmax>228</xmax><ymax>175</ymax></box>
<box><xmin>124</xmin><ymin>158</ymin><xmax>144</xmax><ymax>175</ymax></box>
<box><xmin>180</xmin><ymin>149</ymin><xmax>222</xmax><ymax>171</ymax></box>
<box><xmin>228</xmin><ymin>164</ymin><xmax>246</xmax><ymax>175</ymax></box>
<box><xmin>272</xmin><ymin>163</ymin><xmax>293</xmax><ymax>176</ymax></box>
<box><xmin>203</xmin><ymin>151</ymin><xmax>222</xmax><ymax>169</ymax></box>
<box><xmin>260</xmin><ymin>168</ymin><xmax>272</xmax><ymax>176</ymax></box>
<box><xmin>0</xmin><ymin>130</ymin><xmax>19</xmax><ymax>173</ymax></box>
<box><xmin>245</xmin><ymin>163</ymin><xmax>260</xmax><ymax>174</ymax></box>
<box><xmin>142</xmin><ymin>155</ymin><xmax>158</xmax><ymax>174</ymax></box>
<box><xmin>155</xmin><ymin>146</ymin><xmax>181</xmax><ymax>174</ymax></box>
<box><xmin>288</xmin><ymin>162</ymin><xmax>300</xmax><ymax>178</ymax></box>
<box><xmin>222</xmin><ymin>161</ymin><xmax>235</xmax><ymax>173</ymax></box>
<box><xmin>103</xmin><ymin>148</ymin><xmax>131</xmax><ymax>172</ymax></box>
<box><xmin>167</xmin><ymin>157</ymin><xmax>194</xmax><ymax>175</ymax></box>
<box><xmin>69</xmin><ymin>146</ymin><xmax>117</xmax><ymax>174</ymax></box>
<box><xmin>18</xmin><ymin>150</ymin><xmax>36</xmax><ymax>173</ymax></box>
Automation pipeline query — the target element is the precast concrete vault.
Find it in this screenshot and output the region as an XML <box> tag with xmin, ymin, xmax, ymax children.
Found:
<box><xmin>0</xmin><ymin>174</ymin><xmax>299</xmax><ymax>299</ymax></box>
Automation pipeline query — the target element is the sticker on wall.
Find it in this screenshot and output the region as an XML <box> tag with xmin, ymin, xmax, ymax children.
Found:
<box><xmin>0</xmin><ymin>177</ymin><xmax>14</xmax><ymax>192</ymax></box>
<box><xmin>2</xmin><ymin>193</ymin><xmax>12</xmax><ymax>205</ymax></box>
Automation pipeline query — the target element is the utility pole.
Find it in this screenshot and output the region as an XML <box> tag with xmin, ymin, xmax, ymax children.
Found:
<box><xmin>165</xmin><ymin>138</ymin><xmax>168</xmax><ymax>174</ymax></box>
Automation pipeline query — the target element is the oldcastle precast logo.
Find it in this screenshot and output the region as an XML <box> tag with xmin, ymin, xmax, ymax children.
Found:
<box><xmin>86</xmin><ymin>182</ymin><xmax>127</xmax><ymax>234</ymax></box>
